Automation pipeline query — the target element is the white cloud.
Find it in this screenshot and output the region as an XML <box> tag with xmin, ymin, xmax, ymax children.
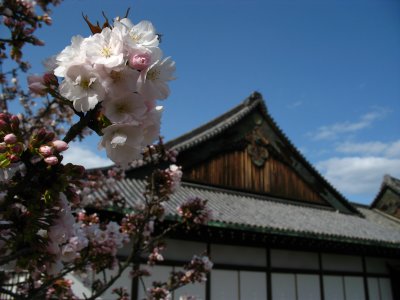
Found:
<box><xmin>309</xmin><ymin>108</ymin><xmax>388</xmax><ymax>140</ymax></box>
<box><xmin>316</xmin><ymin>156</ymin><xmax>400</xmax><ymax>196</ymax></box>
<box><xmin>62</xmin><ymin>142</ymin><xmax>113</xmax><ymax>169</ymax></box>
<box><xmin>335</xmin><ymin>140</ymin><xmax>400</xmax><ymax>157</ymax></box>
<box><xmin>385</xmin><ymin>140</ymin><xmax>400</xmax><ymax>157</ymax></box>
<box><xmin>286</xmin><ymin>101</ymin><xmax>303</xmax><ymax>109</ymax></box>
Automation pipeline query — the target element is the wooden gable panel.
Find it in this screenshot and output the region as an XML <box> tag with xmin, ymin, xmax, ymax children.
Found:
<box><xmin>183</xmin><ymin>148</ymin><xmax>328</xmax><ymax>205</ymax></box>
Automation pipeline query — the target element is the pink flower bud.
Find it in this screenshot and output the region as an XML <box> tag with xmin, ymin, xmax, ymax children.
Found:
<box><xmin>44</xmin><ymin>155</ymin><xmax>58</xmax><ymax>165</ymax></box>
<box><xmin>10</xmin><ymin>115</ymin><xmax>20</xmax><ymax>129</ymax></box>
<box><xmin>0</xmin><ymin>113</ymin><xmax>10</xmax><ymax>122</ymax></box>
<box><xmin>4</xmin><ymin>133</ymin><xmax>17</xmax><ymax>144</ymax></box>
<box><xmin>8</xmin><ymin>154</ymin><xmax>20</xmax><ymax>163</ymax></box>
<box><xmin>0</xmin><ymin>120</ymin><xmax>8</xmax><ymax>131</ymax></box>
<box><xmin>128</xmin><ymin>53</ymin><xmax>151</xmax><ymax>71</ymax></box>
<box><xmin>43</xmin><ymin>14</ymin><xmax>52</xmax><ymax>25</ymax></box>
<box><xmin>51</xmin><ymin>140</ymin><xmax>68</xmax><ymax>152</ymax></box>
<box><xmin>33</xmin><ymin>39</ymin><xmax>45</xmax><ymax>46</ymax></box>
<box><xmin>27</xmin><ymin>74</ymin><xmax>46</xmax><ymax>96</ymax></box>
<box><xmin>39</xmin><ymin>145</ymin><xmax>53</xmax><ymax>157</ymax></box>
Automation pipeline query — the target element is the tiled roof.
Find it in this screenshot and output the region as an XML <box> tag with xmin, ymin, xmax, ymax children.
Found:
<box><xmin>95</xmin><ymin>178</ymin><xmax>400</xmax><ymax>248</ymax></box>
<box><xmin>371</xmin><ymin>174</ymin><xmax>400</xmax><ymax>208</ymax></box>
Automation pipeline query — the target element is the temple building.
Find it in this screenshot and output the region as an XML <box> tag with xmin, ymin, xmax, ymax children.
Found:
<box><xmin>73</xmin><ymin>92</ymin><xmax>400</xmax><ymax>300</ymax></box>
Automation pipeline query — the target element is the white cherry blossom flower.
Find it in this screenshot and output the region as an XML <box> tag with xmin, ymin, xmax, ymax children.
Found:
<box><xmin>102</xmin><ymin>92</ymin><xmax>147</xmax><ymax>124</ymax></box>
<box><xmin>142</xmin><ymin>105</ymin><xmax>163</xmax><ymax>145</ymax></box>
<box><xmin>114</xmin><ymin>19</ymin><xmax>159</xmax><ymax>50</ymax></box>
<box><xmin>104</xmin><ymin>66</ymin><xmax>139</xmax><ymax>99</ymax></box>
<box><xmin>59</xmin><ymin>64</ymin><xmax>107</xmax><ymax>112</ymax></box>
<box><xmin>83</xmin><ymin>27</ymin><xmax>125</xmax><ymax>71</ymax></box>
<box><xmin>54</xmin><ymin>35</ymin><xmax>86</xmax><ymax>77</ymax></box>
<box><xmin>137</xmin><ymin>57</ymin><xmax>176</xmax><ymax>100</ymax></box>
<box><xmin>99</xmin><ymin>124</ymin><xmax>144</xmax><ymax>166</ymax></box>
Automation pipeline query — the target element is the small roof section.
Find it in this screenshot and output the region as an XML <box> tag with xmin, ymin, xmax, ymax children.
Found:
<box><xmin>371</xmin><ymin>175</ymin><xmax>400</xmax><ymax>219</ymax></box>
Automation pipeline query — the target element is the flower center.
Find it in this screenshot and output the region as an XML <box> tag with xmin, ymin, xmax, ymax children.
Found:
<box><xmin>101</xmin><ymin>46</ymin><xmax>112</xmax><ymax>58</ymax></box>
<box><xmin>80</xmin><ymin>79</ymin><xmax>90</xmax><ymax>89</ymax></box>
<box><xmin>115</xmin><ymin>103</ymin><xmax>127</xmax><ymax>113</ymax></box>
<box><xmin>130</xmin><ymin>32</ymin><xmax>143</xmax><ymax>43</ymax></box>
<box><xmin>77</xmin><ymin>76</ymin><xmax>96</xmax><ymax>90</ymax></box>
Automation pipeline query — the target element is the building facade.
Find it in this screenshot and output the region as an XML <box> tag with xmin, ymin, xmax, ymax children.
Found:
<box><xmin>73</xmin><ymin>92</ymin><xmax>400</xmax><ymax>300</ymax></box>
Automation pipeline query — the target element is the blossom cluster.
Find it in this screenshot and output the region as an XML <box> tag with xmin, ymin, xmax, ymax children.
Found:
<box><xmin>147</xmin><ymin>284</ymin><xmax>171</xmax><ymax>300</ymax></box>
<box><xmin>45</xmin><ymin>278</ymin><xmax>77</xmax><ymax>300</ymax></box>
<box><xmin>145</xmin><ymin>254</ymin><xmax>212</xmax><ymax>300</ymax></box>
<box><xmin>177</xmin><ymin>197</ymin><xmax>212</xmax><ymax>227</ymax></box>
<box><xmin>30</xmin><ymin>197</ymin><xmax>128</xmax><ymax>278</ymax></box>
<box><xmin>49</xmin><ymin>17</ymin><xmax>176</xmax><ymax>166</ymax></box>
<box><xmin>76</xmin><ymin>211</ymin><xmax>130</xmax><ymax>271</ymax></box>
<box><xmin>0</xmin><ymin>112</ymin><xmax>24</xmax><ymax>166</ymax></box>
<box><xmin>181</xmin><ymin>255</ymin><xmax>213</xmax><ymax>283</ymax></box>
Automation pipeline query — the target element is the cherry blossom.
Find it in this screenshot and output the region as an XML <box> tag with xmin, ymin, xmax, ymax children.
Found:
<box><xmin>83</xmin><ymin>27</ymin><xmax>125</xmax><ymax>71</ymax></box>
<box><xmin>115</xmin><ymin>19</ymin><xmax>160</xmax><ymax>50</ymax></box>
<box><xmin>138</xmin><ymin>57</ymin><xmax>176</xmax><ymax>100</ymax></box>
<box><xmin>54</xmin><ymin>35</ymin><xmax>86</xmax><ymax>77</ymax></box>
<box><xmin>102</xmin><ymin>92</ymin><xmax>147</xmax><ymax>124</ymax></box>
<box><xmin>59</xmin><ymin>63</ymin><xmax>107</xmax><ymax>112</ymax></box>
<box><xmin>99</xmin><ymin>123</ymin><xmax>144</xmax><ymax>166</ymax></box>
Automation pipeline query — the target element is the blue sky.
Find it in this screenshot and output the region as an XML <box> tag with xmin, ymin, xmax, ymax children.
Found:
<box><xmin>5</xmin><ymin>0</ymin><xmax>400</xmax><ymax>204</ymax></box>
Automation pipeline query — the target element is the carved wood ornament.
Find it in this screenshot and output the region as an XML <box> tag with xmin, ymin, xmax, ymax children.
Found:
<box><xmin>246</xmin><ymin>126</ymin><xmax>270</xmax><ymax>167</ymax></box>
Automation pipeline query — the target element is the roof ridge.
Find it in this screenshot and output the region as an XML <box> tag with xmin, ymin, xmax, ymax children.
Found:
<box><xmin>370</xmin><ymin>174</ymin><xmax>400</xmax><ymax>208</ymax></box>
<box><xmin>165</xmin><ymin>92</ymin><xmax>263</xmax><ymax>151</ymax></box>
<box><xmin>181</xmin><ymin>180</ymin><xmax>335</xmax><ymax>212</ymax></box>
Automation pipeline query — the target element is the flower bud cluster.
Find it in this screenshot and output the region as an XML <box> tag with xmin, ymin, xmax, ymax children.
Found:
<box><xmin>120</xmin><ymin>212</ymin><xmax>145</xmax><ymax>235</ymax></box>
<box><xmin>41</xmin><ymin>207</ymin><xmax>130</xmax><ymax>276</ymax></box>
<box><xmin>0</xmin><ymin>113</ymin><xmax>23</xmax><ymax>166</ymax></box>
<box><xmin>52</xmin><ymin>16</ymin><xmax>176</xmax><ymax>166</ymax></box>
<box><xmin>145</xmin><ymin>164</ymin><xmax>183</xmax><ymax>202</ymax></box>
<box><xmin>29</xmin><ymin>128</ymin><xmax>69</xmax><ymax>166</ymax></box>
<box><xmin>164</xmin><ymin>164</ymin><xmax>183</xmax><ymax>193</ymax></box>
<box><xmin>140</xmin><ymin>139</ymin><xmax>179</xmax><ymax>166</ymax></box>
<box><xmin>177</xmin><ymin>197</ymin><xmax>212</xmax><ymax>227</ymax></box>
<box><xmin>147</xmin><ymin>284</ymin><xmax>171</xmax><ymax>300</ymax></box>
<box><xmin>27</xmin><ymin>72</ymin><xmax>58</xmax><ymax>97</ymax></box>
<box><xmin>181</xmin><ymin>255</ymin><xmax>213</xmax><ymax>283</ymax></box>
<box><xmin>38</xmin><ymin>139</ymin><xmax>68</xmax><ymax>165</ymax></box>
<box><xmin>147</xmin><ymin>244</ymin><xmax>165</xmax><ymax>266</ymax></box>
<box><xmin>76</xmin><ymin>212</ymin><xmax>130</xmax><ymax>271</ymax></box>
<box><xmin>45</xmin><ymin>278</ymin><xmax>77</xmax><ymax>300</ymax></box>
